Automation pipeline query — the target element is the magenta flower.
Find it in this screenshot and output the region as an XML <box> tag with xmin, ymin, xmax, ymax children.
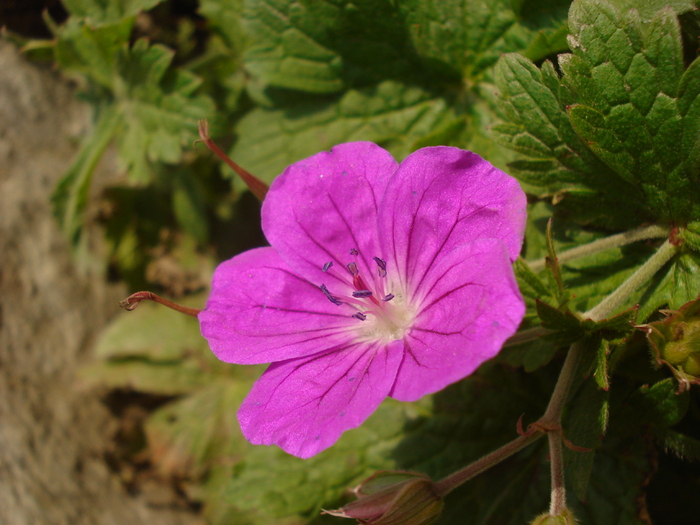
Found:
<box><xmin>199</xmin><ymin>142</ymin><xmax>526</xmax><ymax>458</ymax></box>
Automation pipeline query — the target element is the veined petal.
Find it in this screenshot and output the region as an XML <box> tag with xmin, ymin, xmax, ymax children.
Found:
<box><xmin>200</xmin><ymin>247</ymin><xmax>358</xmax><ymax>365</ymax></box>
<box><xmin>238</xmin><ymin>340</ymin><xmax>404</xmax><ymax>458</ymax></box>
<box><xmin>262</xmin><ymin>142</ymin><xmax>398</xmax><ymax>291</ymax></box>
<box><xmin>378</xmin><ymin>147</ymin><xmax>526</xmax><ymax>301</ymax></box>
<box><xmin>389</xmin><ymin>239</ymin><xmax>524</xmax><ymax>401</ymax></box>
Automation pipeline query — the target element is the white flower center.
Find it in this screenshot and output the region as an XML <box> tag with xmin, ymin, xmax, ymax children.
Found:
<box><xmin>318</xmin><ymin>250</ymin><xmax>415</xmax><ymax>342</ymax></box>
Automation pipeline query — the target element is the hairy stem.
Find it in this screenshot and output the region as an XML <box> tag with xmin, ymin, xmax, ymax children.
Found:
<box><xmin>197</xmin><ymin>119</ymin><xmax>269</xmax><ymax>202</ymax></box>
<box><xmin>548</xmin><ymin>432</ymin><xmax>566</xmax><ymax>515</ymax></box>
<box><xmin>584</xmin><ymin>239</ymin><xmax>678</xmax><ymax>321</ymax></box>
<box><xmin>433</xmin><ymin>430</ymin><xmax>545</xmax><ymax>498</ymax></box>
<box><xmin>528</xmin><ymin>224</ymin><xmax>669</xmax><ymax>273</ymax></box>
<box><xmin>119</xmin><ymin>291</ymin><xmax>202</xmax><ymax>318</ymax></box>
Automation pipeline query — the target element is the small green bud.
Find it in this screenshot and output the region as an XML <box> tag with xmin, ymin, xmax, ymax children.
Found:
<box><xmin>640</xmin><ymin>295</ymin><xmax>700</xmax><ymax>392</ymax></box>
<box><xmin>530</xmin><ymin>508</ymin><xmax>575</xmax><ymax>525</ymax></box>
<box><xmin>324</xmin><ymin>471</ymin><xmax>443</xmax><ymax>525</ymax></box>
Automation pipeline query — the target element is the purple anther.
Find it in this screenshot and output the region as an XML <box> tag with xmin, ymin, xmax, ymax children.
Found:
<box><xmin>373</xmin><ymin>256</ymin><xmax>387</xmax><ymax>277</ymax></box>
<box><xmin>382</xmin><ymin>294</ymin><xmax>394</xmax><ymax>302</ymax></box>
<box><xmin>352</xmin><ymin>312</ymin><xmax>367</xmax><ymax>321</ymax></box>
<box><xmin>322</xmin><ymin>261</ymin><xmax>333</xmax><ymax>272</ymax></box>
<box><xmin>350</xmin><ymin>248</ymin><xmax>359</xmax><ymax>256</ymax></box>
<box><xmin>320</xmin><ymin>284</ymin><xmax>343</xmax><ymax>306</ymax></box>
<box><xmin>352</xmin><ymin>290</ymin><xmax>372</xmax><ymax>298</ymax></box>
<box><xmin>347</xmin><ymin>262</ymin><xmax>359</xmax><ymax>275</ymax></box>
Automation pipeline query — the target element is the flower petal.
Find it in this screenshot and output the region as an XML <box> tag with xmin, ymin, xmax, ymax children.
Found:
<box><xmin>377</xmin><ymin>147</ymin><xmax>526</xmax><ymax>301</ymax></box>
<box><xmin>389</xmin><ymin>239</ymin><xmax>524</xmax><ymax>401</ymax></box>
<box><xmin>261</xmin><ymin>142</ymin><xmax>399</xmax><ymax>293</ymax></box>
<box><xmin>238</xmin><ymin>340</ymin><xmax>404</xmax><ymax>458</ymax></box>
<box><xmin>200</xmin><ymin>247</ymin><xmax>359</xmax><ymax>364</ymax></box>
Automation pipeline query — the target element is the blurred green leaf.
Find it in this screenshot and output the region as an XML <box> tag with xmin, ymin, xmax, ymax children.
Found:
<box><xmin>52</xmin><ymin>104</ymin><xmax>122</xmax><ymax>246</ymax></box>
<box><xmin>54</xmin><ymin>17</ymin><xmax>133</xmax><ymax>87</ymax></box>
<box><xmin>146</xmin><ymin>380</ymin><xmax>256</xmax><ymax>478</ymax></box>
<box><xmin>80</xmin><ymin>359</ymin><xmax>210</xmax><ymax>395</ymax></box>
<box><xmin>230</xmin><ymin>81</ymin><xmax>461</xmax><ymax>185</ymax></box>
<box><xmin>95</xmin><ymin>298</ymin><xmax>208</xmax><ymax>361</ymax></box>
<box><xmin>61</xmin><ymin>0</ymin><xmax>164</xmax><ymax>25</ymax></box>
<box><xmin>113</xmin><ymin>39</ymin><xmax>216</xmax><ymax>183</ymax></box>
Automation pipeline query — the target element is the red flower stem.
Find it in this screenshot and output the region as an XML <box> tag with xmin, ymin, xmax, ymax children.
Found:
<box><xmin>433</xmin><ymin>430</ymin><xmax>546</xmax><ymax>498</ymax></box>
<box><xmin>118</xmin><ymin>291</ymin><xmax>202</xmax><ymax>318</ymax></box>
<box><xmin>196</xmin><ymin>119</ymin><xmax>269</xmax><ymax>202</ymax></box>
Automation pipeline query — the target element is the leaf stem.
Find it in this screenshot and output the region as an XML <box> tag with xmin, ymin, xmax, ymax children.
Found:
<box><xmin>583</xmin><ymin>239</ymin><xmax>678</xmax><ymax>321</ymax></box>
<box><xmin>528</xmin><ymin>224</ymin><xmax>669</xmax><ymax>273</ymax></box>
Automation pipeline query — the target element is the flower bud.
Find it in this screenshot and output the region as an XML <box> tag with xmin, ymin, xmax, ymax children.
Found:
<box><xmin>640</xmin><ymin>295</ymin><xmax>700</xmax><ymax>392</ymax></box>
<box><xmin>324</xmin><ymin>470</ymin><xmax>443</xmax><ymax>525</ymax></box>
<box><xmin>530</xmin><ymin>508</ymin><xmax>576</xmax><ymax>525</ymax></box>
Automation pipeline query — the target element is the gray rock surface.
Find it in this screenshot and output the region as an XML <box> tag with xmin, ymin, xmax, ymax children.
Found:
<box><xmin>0</xmin><ymin>40</ymin><xmax>203</xmax><ymax>525</ymax></box>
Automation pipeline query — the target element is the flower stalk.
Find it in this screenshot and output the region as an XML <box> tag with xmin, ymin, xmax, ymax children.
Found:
<box><xmin>432</xmin><ymin>429</ymin><xmax>545</xmax><ymax>497</ymax></box>
<box><xmin>432</xmin><ymin>236</ymin><xmax>678</xmax><ymax>509</ymax></box>
<box><xmin>119</xmin><ymin>291</ymin><xmax>202</xmax><ymax>318</ymax></box>
<box><xmin>196</xmin><ymin>119</ymin><xmax>269</xmax><ymax>202</ymax></box>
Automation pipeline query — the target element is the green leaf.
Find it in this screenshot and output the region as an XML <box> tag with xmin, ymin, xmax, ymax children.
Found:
<box><xmin>513</xmin><ymin>257</ymin><xmax>556</xmax><ymax>309</ymax></box>
<box><xmin>61</xmin><ymin>0</ymin><xmax>164</xmax><ymax>25</ymax></box>
<box><xmin>658</xmin><ymin>429</ymin><xmax>700</xmax><ymax>461</ymax></box>
<box><xmin>636</xmin><ymin>250</ymin><xmax>700</xmax><ymax>321</ymax></box>
<box><xmin>537</xmin><ymin>300</ymin><xmax>585</xmax><ymax>345</ymax></box>
<box><xmin>145</xmin><ymin>380</ymin><xmax>255</xmax><ymax>477</ymax></box>
<box><xmin>564</xmin><ymin>1</ymin><xmax>700</xmax><ymax>222</ymax></box>
<box><xmin>79</xmin><ymin>359</ymin><xmax>210</xmax><ymax>395</ymax></box>
<box><xmin>199</xmin><ymin>0</ymin><xmax>247</xmax><ymax>51</ymax></box>
<box><xmin>52</xmin><ymin>105</ymin><xmax>123</xmax><ymax>246</ymax></box>
<box><xmin>609</xmin><ymin>0</ymin><xmax>699</xmax><ymax>21</ymax></box>
<box><xmin>563</xmin><ymin>376</ymin><xmax>610</xmax><ymax>501</ymax></box>
<box><xmin>113</xmin><ymin>39</ymin><xmax>217</xmax><ymax>183</ymax></box>
<box><xmin>629</xmin><ymin>378</ymin><xmax>690</xmax><ymax>428</ymax></box>
<box><xmin>240</xmin><ymin>0</ymin><xmax>570</xmax><ymax>95</ymax></box>
<box><xmin>493</xmin><ymin>52</ymin><xmax>647</xmax><ymax>228</ymax></box>
<box><xmin>400</xmin><ymin>0</ymin><xmax>570</xmax><ymax>79</ymax></box>
<box><xmin>568</xmin><ymin>434</ymin><xmax>652</xmax><ymax>525</ymax></box>
<box><xmin>172</xmin><ymin>168</ymin><xmax>209</xmax><ymax>244</ymax></box>
<box><xmin>54</xmin><ymin>17</ymin><xmax>133</xmax><ymax>88</ymax></box>
<box><xmin>494</xmin><ymin>0</ymin><xmax>700</xmax><ymax>226</ymax></box>
<box><xmin>225</xmin><ymin>399</ymin><xmax>415</xmax><ymax>521</ymax></box>
<box><xmin>229</xmin><ymin>81</ymin><xmax>461</xmax><ymax>186</ymax></box>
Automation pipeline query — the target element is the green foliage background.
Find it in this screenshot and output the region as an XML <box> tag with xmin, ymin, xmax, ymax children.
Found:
<box><xmin>15</xmin><ymin>0</ymin><xmax>700</xmax><ymax>523</ymax></box>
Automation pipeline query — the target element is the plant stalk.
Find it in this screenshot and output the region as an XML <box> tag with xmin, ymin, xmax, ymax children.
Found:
<box><xmin>528</xmin><ymin>224</ymin><xmax>669</xmax><ymax>273</ymax></box>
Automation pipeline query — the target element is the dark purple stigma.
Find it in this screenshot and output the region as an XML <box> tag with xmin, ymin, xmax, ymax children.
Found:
<box><xmin>320</xmin><ymin>284</ymin><xmax>342</xmax><ymax>306</ymax></box>
<box><xmin>352</xmin><ymin>312</ymin><xmax>367</xmax><ymax>321</ymax></box>
<box><xmin>322</xmin><ymin>261</ymin><xmax>333</xmax><ymax>272</ymax></box>
<box><xmin>350</xmin><ymin>248</ymin><xmax>359</xmax><ymax>256</ymax></box>
<box><xmin>352</xmin><ymin>290</ymin><xmax>372</xmax><ymax>298</ymax></box>
<box><xmin>382</xmin><ymin>294</ymin><xmax>394</xmax><ymax>302</ymax></box>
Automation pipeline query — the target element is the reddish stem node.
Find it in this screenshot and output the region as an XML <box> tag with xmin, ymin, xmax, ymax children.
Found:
<box><xmin>119</xmin><ymin>291</ymin><xmax>202</xmax><ymax>318</ymax></box>
<box><xmin>196</xmin><ymin>119</ymin><xmax>269</xmax><ymax>202</ymax></box>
